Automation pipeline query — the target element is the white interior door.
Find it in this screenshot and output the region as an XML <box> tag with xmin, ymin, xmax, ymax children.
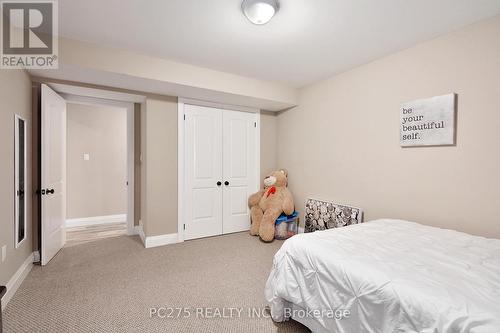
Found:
<box><xmin>184</xmin><ymin>105</ymin><xmax>223</xmax><ymax>240</ymax></box>
<box><xmin>41</xmin><ymin>84</ymin><xmax>67</xmax><ymax>265</ymax></box>
<box><xmin>222</xmin><ymin>110</ymin><xmax>258</xmax><ymax>234</ymax></box>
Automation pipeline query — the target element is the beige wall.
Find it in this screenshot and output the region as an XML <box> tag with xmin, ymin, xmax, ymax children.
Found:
<box><xmin>277</xmin><ymin>15</ymin><xmax>500</xmax><ymax>238</ymax></box>
<box><xmin>141</xmin><ymin>97</ymin><xmax>178</xmax><ymax>237</ymax></box>
<box><xmin>66</xmin><ymin>103</ymin><xmax>127</xmax><ymax>219</ymax></box>
<box><xmin>55</xmin><ymin>38</ymin><xmax>298</xmax><ymax>111</ymax></box>
<box><xmin>260</xmin><ymin>111</ymin><xmax>278</xmax><ymax>180</ymax></box>
<box><xmin>0</xmin><ymin>70</ymin><xmax>33</xmax><ymax>286</ymax></box>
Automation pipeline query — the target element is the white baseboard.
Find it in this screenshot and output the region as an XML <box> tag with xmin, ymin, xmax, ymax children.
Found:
<box><xmin>65</xmin><ymin>214</ymin><xmax>126</xmax><ymax>228</ymax></box>
<box><xmin>33</xmin><ymin>250</ymin><xmax>40</xmax><ymax>263</ymax></box>
<box><xmin>135</xmin><ymin>225</ymin><xmax>146</xmax><ymax>246</ymax></box>
<box><xmin>133</xmin><ymin>219</ymin><xmax>179</xmax><ymax>248</ymax></box>
<box><xmin>2</xmin><ymin>252</ymin><xmax>34</xmax><ymax>310</ymax></box>
<box><xmin>131</xmin><ymin>225</ymin><xmax>140</xmax><ymax>235</ymax></box>
<box><xmin>144</xmin><ymin>233</ymin><xmax>179</xmax><ymax>249</ymax></box>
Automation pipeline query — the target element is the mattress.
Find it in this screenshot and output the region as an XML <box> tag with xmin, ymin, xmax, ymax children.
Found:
<box><xmin>265</xmin><ymin>219</ymin><xmax>500</xmax><ymax>333</ymax></box>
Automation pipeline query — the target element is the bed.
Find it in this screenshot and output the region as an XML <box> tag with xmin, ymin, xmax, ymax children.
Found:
<box><xmin>265</xmin><ymin>219</ymin><xmax>500</xmax><ymax>333</ymax></box>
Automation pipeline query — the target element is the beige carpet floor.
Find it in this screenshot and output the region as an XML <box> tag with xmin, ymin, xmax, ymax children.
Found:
<box><xmin>4</xmin><ymin>233</ymin><xmax>309</xmax><ymax>333</ymax></box>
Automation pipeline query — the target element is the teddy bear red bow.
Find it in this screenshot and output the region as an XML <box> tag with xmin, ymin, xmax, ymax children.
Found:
<box><xmin>248</xmin><ymin>169</ymin><xmax>294</xmax><ymax>242</ymax></box>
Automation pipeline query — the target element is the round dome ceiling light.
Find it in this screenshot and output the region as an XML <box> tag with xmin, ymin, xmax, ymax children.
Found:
<box><xmin>242</xmin><ymin>0</ymin><xmax>280</xmax><ymax>25</ymax></box>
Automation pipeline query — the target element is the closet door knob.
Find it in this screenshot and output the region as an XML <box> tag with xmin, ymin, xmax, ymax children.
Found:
<box><xmin>224</xmin><ymin>181</ymin><xmax>229</xmax><ymax>186</ymax></box>
<box><xmin>217</xmin><ymin>181</ymin><xmax>222</xmax><ymax>186</ymax></box>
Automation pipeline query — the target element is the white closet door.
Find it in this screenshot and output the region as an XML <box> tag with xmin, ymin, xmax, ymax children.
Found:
<box><xmin>184</xmin><ymin>105</ymin><xmax>223</xmax><ymax>240</ymax></box>
<box><xmin>222</xmin><ymin>110</ymin><xmax>258</xmax><ymax>234</ymax></box>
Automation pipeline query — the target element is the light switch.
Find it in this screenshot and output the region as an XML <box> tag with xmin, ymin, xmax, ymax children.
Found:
<box><xmin>1</xmin><ymin>245</ymin><xmax>6</xmax><ymax>262</ymax></box>
<box><xmin>83</xmin><ymin>153</ymin><xmax>90</xmax><ymax>161</ymax></box>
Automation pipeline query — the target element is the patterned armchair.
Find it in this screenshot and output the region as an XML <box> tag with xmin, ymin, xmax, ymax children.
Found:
<box><xmin>304</xmin><ymin>198</ymin><xmax>363</xmax><ymax>232</ymax></box>
<box><xmin>0</xmin><ymin>286</ymin><xmax>6</xmax><ymax>333</ymax></box>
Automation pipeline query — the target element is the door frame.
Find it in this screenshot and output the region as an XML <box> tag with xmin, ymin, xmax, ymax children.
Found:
<box><xmin>177</xmin><ymin>97</ymin><xmax>260</xmax><ymax>242</ymax></box>
<box><xmin>62</xmin><ymin>94</ymin><xmax>136</xmax><ymax>236</ymax></box>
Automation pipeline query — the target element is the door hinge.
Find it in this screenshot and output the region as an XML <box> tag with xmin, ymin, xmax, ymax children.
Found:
<box><xmin>183</xmin><ymin>224</ymin><xmax>186</xmax><ymax>230</ymax></box>
<box><xmin>254</xmin><ymin>122</ymin><xmax>257</xmax><ymax>128</ymax></box>
<box><xmin>184</xmin><ymin>114</ymin><xmax>186</xmax><ymax>120</ymax></box>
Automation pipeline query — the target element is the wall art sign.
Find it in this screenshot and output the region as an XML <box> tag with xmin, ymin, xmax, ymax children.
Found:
<box><xmin>400</xmin><ymin>93</ymin><xmax>456</xmax><ymax>147</ymax></box>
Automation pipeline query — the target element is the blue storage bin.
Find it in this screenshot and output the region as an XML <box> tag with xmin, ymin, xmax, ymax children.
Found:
<box><xmin>275</xmin><ymin>211</ymin><xmax>299</xmax><ymax>240</ymax></box>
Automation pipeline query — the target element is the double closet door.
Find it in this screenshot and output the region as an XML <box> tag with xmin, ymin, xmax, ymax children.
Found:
<box><xmin>184</xmin><ymin>104</ymin><xmax>258</xmax><ymax>240</ymax></box>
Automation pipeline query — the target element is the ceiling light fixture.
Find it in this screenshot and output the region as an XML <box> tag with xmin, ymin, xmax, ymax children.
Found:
<box><xmin>242</xmin><ymin>0</ymin><xmax>279</xmax><ymax>25</ymax></box>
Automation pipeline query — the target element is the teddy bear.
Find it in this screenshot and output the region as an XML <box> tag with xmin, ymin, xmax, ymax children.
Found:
<box><xmin>248</xmin><ymin>169</ymin><xmax>294</xmax><ymax>242</ymax></box>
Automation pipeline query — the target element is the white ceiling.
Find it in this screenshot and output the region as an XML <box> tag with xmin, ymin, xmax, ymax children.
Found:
<box><xmin>59</xmin><ymin>0</ymin><xmax>500</xmax><ymax>87</ymax></box>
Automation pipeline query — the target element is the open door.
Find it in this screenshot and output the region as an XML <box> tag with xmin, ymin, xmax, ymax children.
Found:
<box><xmin>41</xmin><ymin>84</ymin><xmax>67</xmax><ymax>265</ymax></box>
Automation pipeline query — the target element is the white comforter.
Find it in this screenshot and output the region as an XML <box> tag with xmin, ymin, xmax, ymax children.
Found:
<box><xmin>265</xmin><ymin>219</ymin><xmax>500</xmax><ymax>333</ymax></box>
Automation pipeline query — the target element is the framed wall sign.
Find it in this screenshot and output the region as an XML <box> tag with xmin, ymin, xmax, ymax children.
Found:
<box><xmin>400</xmin><ymin>93</ymin><xmax>456</xmax><ymax>147</ymax></box>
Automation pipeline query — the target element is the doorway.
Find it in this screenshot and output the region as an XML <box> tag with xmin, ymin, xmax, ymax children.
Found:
<box><xmin>64</xmin><ymin>102</ymin><xmax>128</xmax><ymax>247</ymax></box>
<box><xmin>39</xmin><ymin>83</ymin><xmax>139</xmax><ymax>264</ymax></box>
